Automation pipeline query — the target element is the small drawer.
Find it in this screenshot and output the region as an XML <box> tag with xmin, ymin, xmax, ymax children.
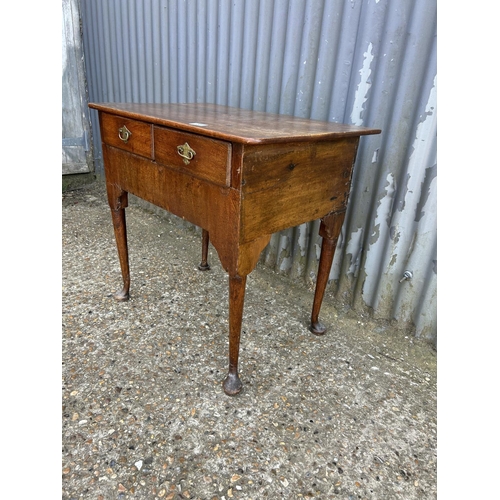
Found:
<box><xmin>154</xmin><ymin>126</ymin><xmax>231</xmax><ymax>186</ymax></box>
<box><xmin>100</xmin><ymin>113</ymin><xmax>153</xmax><ymax>158</ymax></box>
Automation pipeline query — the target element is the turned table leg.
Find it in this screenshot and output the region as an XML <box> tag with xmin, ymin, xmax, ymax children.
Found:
<box><xmin>310</xmin><ymin>211</ymin><xmax>346</xmax><ymax>335</ymax></box>
<box><xmin>110</xmin><ymin>207</ymin><xmax>130</xmax><ymax>301</ymax></box>
<box><xmin>198</xmin><ymin>229</ymin><xmax>211</xmax><ymax>271</ymax></box>
<box><xmin>222</xmin><ymin>274</ymin><xmax>247</xmax><ymax>396</ymax></box>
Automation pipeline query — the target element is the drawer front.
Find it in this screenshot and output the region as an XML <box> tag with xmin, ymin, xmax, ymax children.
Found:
<box><xmin>100</xmin><ymin>113</ymin><xmax>153</xmax><ymax>158</ymax></box>
<box><xmin>154</xmin><ymin>126</ymin><xmax>231</xmax><ymax>187</ymax></box>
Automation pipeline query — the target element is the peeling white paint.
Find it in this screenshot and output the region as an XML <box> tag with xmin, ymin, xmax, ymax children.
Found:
<box><xmin>396</xmin><ymin>75</ymin><xmax>437</xmax><ymax>323</ymax></box>
<box><xmin>407</xmin><ymin>76</ymin><xmax>437</xmax><ymax>196</ymax></box>
<box><xmin>362</xmin><ymin>172</ymin><xmax>396</xmax><ymax>306</ymax></box>
<box><xmin>297</xmin><ymin>223</ymin><xmax>308</xmax><ymax>257</ymax></box>
<box><xmin>345</xmin><ymin>228</ymin><xmax>365</xmax><ymax>276</ymax></box>
<box><xmin>350</xmin><ymin>42</ymin><xmax>374</xmax><ymax>126</ymax></box>
<box><xmin>278</xmin><ymin>235</ymin><xmax>292</xmax><ymax>272</ymax></box>
<box><xmin>279</xmin><ymin>257</ymin><xmax>292</xmax><ymax>272</ymax></box>
<box><xmin>361</xmin><ymin>76</ymin><xmax>436</xmax><ymax>319</ymax></box>
<box><xmin>392</xmin><ymin>76</ymin><xmax>436</xmax><ymax>245</ymax></box>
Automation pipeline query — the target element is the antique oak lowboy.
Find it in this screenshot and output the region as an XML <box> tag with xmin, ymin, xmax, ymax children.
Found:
<box><xmin>89</xmin><ymin>102</ymin><xmax>381</xmax><ymax>395</ymax></box>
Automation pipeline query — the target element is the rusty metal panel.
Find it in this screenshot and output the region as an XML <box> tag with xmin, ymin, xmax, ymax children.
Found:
<box><xmin>79</xmin><ymin>0</ymin><xmax>437</xmax><ymax>343</ymax></box>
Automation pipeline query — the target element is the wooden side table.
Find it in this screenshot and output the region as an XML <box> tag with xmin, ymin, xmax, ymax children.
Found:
<box><xmin>88</xmin><ymin>102</ymin><xmax>380</xmax><ymax>395</ymax></box>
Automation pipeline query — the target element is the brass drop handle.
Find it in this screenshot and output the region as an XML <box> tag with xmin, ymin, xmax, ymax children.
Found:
<box><xmin>177</xmin><ymin>142</ymin><xmax>196</xmax><ymax>164</ymax></box>
<box><xmin>118</xmin><ymin>125</ymin><xmax>132</xmax><ymax>143</ymax></box>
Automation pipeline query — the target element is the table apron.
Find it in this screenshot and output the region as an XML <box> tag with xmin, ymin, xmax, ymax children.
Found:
<box><xmin>102</xmin><ymin>144</ymin><xmax>240</xmax><ymax>248</ymax></box>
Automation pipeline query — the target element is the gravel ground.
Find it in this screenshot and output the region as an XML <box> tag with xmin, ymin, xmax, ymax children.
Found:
<box><xmin>62</xmin><ymin>181</ymin><xmax>437</xmax><ymax>500</ymax></box>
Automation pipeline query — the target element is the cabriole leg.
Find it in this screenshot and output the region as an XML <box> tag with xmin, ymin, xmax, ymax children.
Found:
<box><xmin>222</xmin><ymin>274</ymin><xmax>247</xmax><ymax>396</ymax></box>
<box><xmin>198</xmin><ymin>229</ymin><xmax>211</xmax><ymax>271</ymax></box>
<box><xmin>310</xmin><ymin>211</ymin><xmax>346</xmax><ymax>335</ymax></box>
<box><xmin>110</xmin><ymin>208</ymin><xmax>130</xmax><ymax>301</ymax></box>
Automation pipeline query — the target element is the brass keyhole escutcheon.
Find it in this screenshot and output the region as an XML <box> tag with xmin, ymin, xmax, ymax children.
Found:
<box><xmin>177</xmin><ymin>142</ymin><xmax>196</xmax><ymax>164</ymax></box>
<box><xmin>118</xmin><ymin>125</ymin><xmax>132</xmax><ymax>143</ymax></box>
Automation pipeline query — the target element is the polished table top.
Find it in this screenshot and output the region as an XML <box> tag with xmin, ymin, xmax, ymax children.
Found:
<box><xmin>90</xmin><ymin>102</ymin><xmax>380</xmax><ymax>144</ymax></box>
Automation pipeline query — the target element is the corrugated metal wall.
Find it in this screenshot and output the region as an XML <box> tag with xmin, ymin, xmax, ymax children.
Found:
<box><xmin>80</xmin><ymin>0</ymin><xmax>437</xmax><ymax>344</ymax></box>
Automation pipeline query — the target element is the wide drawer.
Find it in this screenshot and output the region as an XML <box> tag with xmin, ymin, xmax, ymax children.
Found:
<box><xmin>154</xmin><ymin>126</ymin><xmax>231</xmax><ymax>187</ymax></box>
<box><xmin>100</xmin><ymin>113</ymin><xmax>153</xmax><ymax>158</ymax></box>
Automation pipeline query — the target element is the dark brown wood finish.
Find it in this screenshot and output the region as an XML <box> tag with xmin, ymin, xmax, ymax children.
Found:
<box><xmin>154</xmin><ymin>126</ymin><xmax>232</xmax><ymax>187</ymax></box>
<box><xmin>92</xmin><ymin>102</ymin><xmax>380</xmax><ymax>144</ymax></box>
<box><xmin>198</xmin><ymin>229</ymin><xmax>211</xmax><ymax>271</ymax></box>
<box><xmin>310</xmin><ymin>211</ymin><xmax>347</xmax><ymax>335</ymax></box>
<box><xmin>90</xmin><ymin>102</ymin><xmax>381</xmax><ymax>395</ymax></box>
